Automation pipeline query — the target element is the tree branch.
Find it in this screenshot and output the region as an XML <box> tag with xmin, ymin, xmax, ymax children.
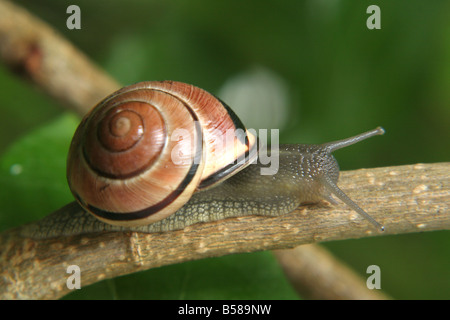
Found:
<box><xmin>0</xmin><ymin>0</ymin><xmax>120</xmax><ymax>115</ymax></box>
<box><xmin>1</xmin><ymin>162</ymin><xmax>448</xmax><ymax>299</ymax></box>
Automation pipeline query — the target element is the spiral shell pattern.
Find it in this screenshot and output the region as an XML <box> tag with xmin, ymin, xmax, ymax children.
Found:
<box><xmin>67</xmin><ymin>81</ymin><xmax>257</xmax><ymax>227</ymax></box>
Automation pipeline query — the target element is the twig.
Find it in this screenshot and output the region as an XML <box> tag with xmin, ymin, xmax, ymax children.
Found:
<box><xmin>0</xmin><ymin>0</ymin><xmax>120</xmax><ymax>115</ymax></box>
<box><xmin>273</xmin><ymin>244</ymin><xmax>390</xmax><ymax>299</ymax></box>
<box><xmin>0</xmin><ymin>162</ymin><xmax>448</xmax><ymax>299</ymax></box>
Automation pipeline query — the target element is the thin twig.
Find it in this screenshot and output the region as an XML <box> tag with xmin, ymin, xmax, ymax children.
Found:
<box><xmin>1</xmin><ymin>163</ymin><xmax>448</xmax><ymax>299</ymax></box>
<box><xmin>273</xmin><ymin>244</ymin><xmax>390</xmax><ymax>299</ymax></box>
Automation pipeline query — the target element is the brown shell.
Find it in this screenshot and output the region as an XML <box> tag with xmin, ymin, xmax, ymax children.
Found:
<box><xmin>67</xmin><ymin>81</ymin><xmax>257</xmax><ymax>227</ymax></box>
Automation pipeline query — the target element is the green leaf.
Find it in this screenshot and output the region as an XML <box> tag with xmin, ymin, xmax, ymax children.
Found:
<box><xmin>0</xmin><ymin>113</ymin><xmax>79</xmax><ymax>230</ymax></box>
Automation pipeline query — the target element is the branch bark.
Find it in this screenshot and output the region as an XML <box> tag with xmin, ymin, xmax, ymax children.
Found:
<box><xmin>1</xmin><ymin>162</ymin><xmax>448</xmax><ymax>299</ymax></box>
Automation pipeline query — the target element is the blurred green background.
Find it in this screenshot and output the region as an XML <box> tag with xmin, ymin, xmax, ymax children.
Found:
<box><xmin>0</xmin><ymin>0</ymin><xmax>449</xmax><ymax>299</ymax></box>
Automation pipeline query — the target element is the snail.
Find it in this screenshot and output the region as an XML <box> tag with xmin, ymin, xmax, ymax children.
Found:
<box><xmin>25</xmin><ymin>81</ymin><xmax>385</xmax><ymax>239</ymax></box>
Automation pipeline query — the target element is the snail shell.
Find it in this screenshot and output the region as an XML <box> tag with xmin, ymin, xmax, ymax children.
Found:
<box><xmin>67</xmin><ymin>81</ymin><xmax>257</xmax><ymax>227</ymax></box>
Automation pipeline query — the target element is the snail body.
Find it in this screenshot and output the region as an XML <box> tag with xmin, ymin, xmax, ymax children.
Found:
<box><xmin>25</xmin><ymin>81</ymin><xmax>385</xmax><ymax>239</ymax></box>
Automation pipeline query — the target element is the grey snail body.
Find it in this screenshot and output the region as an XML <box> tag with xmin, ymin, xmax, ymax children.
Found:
<box><xmin>23</xmin><ymin>81</ymin><xmax>385</xmax><ymax>239</ymax></box>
